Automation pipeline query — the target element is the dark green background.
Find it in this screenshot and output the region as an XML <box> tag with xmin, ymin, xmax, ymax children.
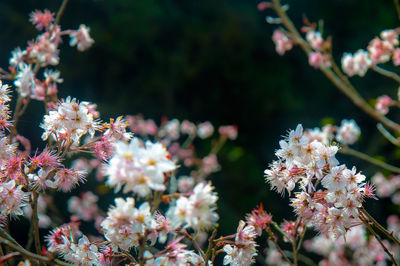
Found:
<box><xmin>2</xmin><ymin>0</ymin><xmax>400</xmax><ymax>261</ymax></box>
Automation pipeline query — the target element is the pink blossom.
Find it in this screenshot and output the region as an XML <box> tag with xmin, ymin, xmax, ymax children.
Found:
<box><xmin>29</xmin><ymin>149</ymin><xmax>60</xmax><ymax>169</ymax></box>
<box><xmin>380</xmin><ymin>29</ymin><xmax>399</xmax><ymax>46</ymax></box>
<box><xmin>30</xmin><ymin>10</ymin><xmax>54</xmax><ymax>30</ymax></box>
<box><xmin>336</xmin><ymin>119</ymin><xmax>360</xmax><ymax>145</ymax></box>
<box><xmin>341</xmin><ymin>50</ymin><xmax>371</xmax><ymax>77</ymax></box>
<box><xmin>306</xmin><ymin>31</ymin><xmax>324</xmax><ymax>51</ymax></box>
<box><xmin>245</xmin><ymin>203</ymin><xmax>272</xmax><ymax>236</ymax></box>
<box><xmin>308</xmin><ymin>52</ymin><xmax>331</xmax><ymax>69</ymax></box>
<box><xmin>197</xmin><ymin>121</ymin><xmax>214</xmax><ymax>139</ymax></box>
<box><xmin>69</xmin><ymin>25</ymin><xmax>95</xmax><ymax>52</ymax></box>
<box><xmin>375</xmin><ymin>95</ymin><xmax>394</xmax><ymax>115</ymax></box>
<box><xmin>393</xmin><ymin>48</ymin><xmax>400</xmax><ymax>65</ymax></box>
<box><xmin>257</xmin><ymin>2</ymin><xmax>271</xmax><ymax>11</ymax></box>
<box><xmin>54</xmin><ymin>168</ymin><xmax>86</xmax><ymax>192</ymax></box>
<box><xmin>367</xmin><ymin>37</ymin><xmax>394</xmax><ymax>64</ymax></box>
<box><xmin>218</xmin><ymin>125</ymin><xmax>238</xmax><ymax>140</ymax></box>
<box><xmin>181</xmin><ymin>120</ymin><xmax>197</xmax><ymax>137</ymax></box>
<box><xmin>272</xmin><ymin>29</ymin><xmax>293</xmax><ymax>55</ymax></box>
<box><xmin>202</xmin><ymin>154</ymin><xmax>220</xmax><ymax>174</ymax></box>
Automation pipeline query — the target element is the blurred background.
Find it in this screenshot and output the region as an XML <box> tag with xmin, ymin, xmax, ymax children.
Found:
<box><xmin>1</xmin><ymin>0</ymin><xmax>400</xmax><ymax>253</ymax></box>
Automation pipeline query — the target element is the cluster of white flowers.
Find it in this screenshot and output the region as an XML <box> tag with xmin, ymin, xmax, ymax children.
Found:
<box><xmin>9</xmin><ymin>9</ymin><xmax>94</xmax><ymax>101</ymax></box>
<box><xmin>14</xmin><ymin>64</ymin><xmax>36</xmax><ymax>98</ymax></box>
<box><xmin>341</xmin><ymin>29</ymin><xmax>400</xmax><ymax>76</ymax></box>
<box><xmin>64</xmin><ymin>235</ymin><xmax>101</xmax><ymax>265</ymax></box>
<box><xmin>46</xmin><ymin>224</ymin><xmax>102</xmax><ymax>265</ymax></box>
<box><xmin>304</xmin><ymin>119</ymin><xmax>360</xmax><ymax>146</ymax></box>
<box><xmin>306</xmin><ymin>31</ymin><xmax>324</xmax><ymax>51</ymax></box>
<box><xmin>341</xmin><ymin>50</ymin><xmax>371</xmax><ymax>77</ymax></box>
<box><xmin>265</xmin><ymin>124</ymin><xmax>373</xmax><ymax>237</ymax></box>
<box><xmin>0</xmin><ymin>180</ymin><xmax>28</xmax><ymax>216</ymax></box>
<box><xmin>336</xmin><ymin>119</ymin><xmax>361</xmax><ymax>145</ymax></box>
<box><xmin>223</xmin><ymin>220</ymin><xmax>258</xmax><ymax>266</ymax></box>
<box><xmin>304</xmin><ymin>225</ymin><xmax>390</xmax><ymax>265</ymax></box>
<box><xmin>105</xmin><ymin>137</ymin><xmax>176</xmax><ymax>196</ymax></box>
<box><xmin>167</xmin><ymin>182</ymin><xmax>219</xmax><ymax>230</ymax></box>
<box><xmin>41</xmin><ymin>97</ymin><xmax>100</xmax><ymax>144</ymax></box>
<box><xmin>304</xmin><ymin>30</ymin><xmax>331</xmax><ymax>69</ymax></box>
<box><xmin>0</xmin><ymin>81</ymin><xmax>12</xmax><ymax>126</ymax></box>
<box><xmin>100</xmin><ymin>198</ymin><xmax>153</xmax><ymax>250</ymax></box>
<box><xmin>144</xmin><ymin>239</ymin><xmax>207</xmax><ymax>265</ymax></box>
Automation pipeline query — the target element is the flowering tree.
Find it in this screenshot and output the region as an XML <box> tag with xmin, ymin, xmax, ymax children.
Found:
<box><xmin>257</xmin><ymin>0</ymin><xmax>400</xmax><ymax>265</ymax></box>
<box><xmin>1</xmin><ymin>0</ymin><xmax>400</xmax><ymax>265</ymax></box>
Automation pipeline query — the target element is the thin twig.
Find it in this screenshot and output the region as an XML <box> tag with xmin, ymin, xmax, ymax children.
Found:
<box><xmin>182</xmin><ymin>231</ymin><xmax>207</xmax><ymax>261</ymax></box>
<box><xmin>271</xmin><ymin>0</ymin><xmax>400</xmax><ymax>133</ymax></box>
<box><xmin>284</xmin><ymin>250</ymin><xmax>317</xmax><ymax>266</ymax></box>
<box><xmin>205</xmin><ymin>229</ymin><xmax>218</xmax><ymax>262</ymax></box>
<box><xmin>271</xmin><ymin>221</ymin><xmax>290</xmax><ymax>240</ymax></box>
<box><xmin>359</xmin><ymin>214</ymin><xmax>398</xmax><ymax>266</ymax></box>
<box><xmin>0</xmin><ymin>252</ymin><xmax>19</xmax><ymax>264</ymax></box>
<box><xmin>296</xmin><ymin>226</ymin><xmax>307</xmax><ymax>252</ymax></box>
<box><xmin>55</xmin><ymin>0</ymin><xmax>70</xmax><ymax>25</ymax></box>
<box><xmin>361</xmin><ymin>207</ymin><xmax>400</xmax><ymax>246</ymax></box>
<box><xmin>138</xmin><ymin>236</ymin><xmax>146</xmax><ymax>266</ymax></box>
<box><xmin>265</xmin><ymin>226</ymin><xmax>293</xmax><ymax>266</ymax></box>
<box><xmin>31</xmin><ymin>191</ymin><xmax>42</xmax><ymax>255</ymax></box>
<box><xmin>394</xmin><ymin>0</ymin><xmax>400</xmax><ymax>21</ymax></box>
<box><xmin>0</xmin><ymin>236</ymin><xmax>70</xmax><ymax>266</ymax></box>
<box><xmin>340</xmin><ymin>146</ymin><xmax>400</xmax><ymax>174</ymax></box>
<box><xmin>372</xmin><ymin>65</ymin><xmax>400</xmax><ymax>84</ymax></box>
<box><xmin>292</xmin><ymin>218</ymin><xmax>301</xmax><ymax>266</ymax></box>
<box><xmin>377</xmin><ymin>123</ymin><xmax>400</xmax><ymax>146</ymax></box>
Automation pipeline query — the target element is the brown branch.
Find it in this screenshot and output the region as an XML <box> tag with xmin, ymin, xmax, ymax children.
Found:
<box><xmin>55</xmin><ymin>0</ymin><xmax>70</xmax><ymax>25</ymax></box>
<box><xmin>372</xmin><ymin>65</ymin><xmax>400</xmax><ymax>84</ymax></box>
<box><xmin>271</xmin><ymin>0</ymin><xmax>400</xmax><ymax>133</ymax></box>
<box><xmin>340</xmin><ymin>146</ymin><xmax>400</xmax><ymax>174</ymax></box>
<box><xmin>361</xmin><ymin>207</ymin><xmax>400</xmax><ymax>246</ymax></box>
<box><xmin>0</xmin><ymin>236</ymin><xmax>69</xmax><ymax>266</ymax></box>
<box><xmin>377</xmin><ymin>123</ymin><xmax>400</xmax><ymax>146</ymax></box>
<box><xmin>359</xmin><ymin>214</ymin><xmax>398</xmax><ymax>266</ymax></box>
<box><xmin>31</xmin><ymin>191</ymin><xmax>41</xmax><ymax>255</ymax></box>
<box><xmin>395</xmin><ymin>0</ymin><xmax>400</xmax><ymax>21</ymax></box>
<box><xmin>265</xmin><ymin>226</ymin><xmax>293</xmax><ymax>266</ymax></box>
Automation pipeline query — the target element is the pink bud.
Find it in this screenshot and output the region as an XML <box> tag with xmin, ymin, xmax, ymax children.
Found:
<box><xmin>257</xmin><ymin>2</ymin><xmax>271</xmax><ymax>11</ymax></box>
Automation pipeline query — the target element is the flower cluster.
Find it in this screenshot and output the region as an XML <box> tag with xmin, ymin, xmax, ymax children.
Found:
<box><xmin>105</xmin><ymin>137</ymin><xmax>176</xmax><ymax>196</ymax></box>
<box><xmin>46</xmin><ymin>223</ymin><xmax>102</xmax><ymax>265</ymax></box>
<box><xmin>167</xmin><ymin>182</ymin><xmax>219</xmax><ymax>230</ymax></box>
<box><xmin>265</xmin><ymin>124</ymin><xmax>373</xmax><ymax>237</ymax></box>
<box><xmin>341</xmin><ymin>50</ymin><xmax>371</xmax><ymax>77</ymax></box>
<box><xmin>272</xmin><ymin>29</ymin><xmax>293</xmax><ymax>56</ymax></box>
<box><xmin>373</xmin><ymin>172</ymin><xmax>400</xmax><ymax>204</ymax></box>
<box><xmin>0</xmin><ymin>180</ymin><xmax>28</xmax><ymax>217</ymax></box>
<box><xmin>0</xmin><ymin>5</ymin><xmax>252</xmax><ymax>266</ymax></box>
<box><xmin>10</xmin><ymin>10</ymin><xmax>94</xmax><ymax>101</ymax></box>
<box><xmin>304</xmin><ymin>224</ymin><xmax>393</xmax><ymax>265</ymax></box>
<box><xmin>100</xmin><ymin>197</ymin><xmax>153</xmax><ymax>250</ymax></box>
<box><xmin>41</xmin><ymin>97</ymin><xmax>100</xmax><ymax>144</ymax></box>
<box><xmin>223</xmin><ymin>221</ymin><xmax>258</xmax><ymax>266</ymax></box>
<box><xmin>341</xmin><ymin>29</ymin><xmax>400</xmax><ymax>76</ymax></box>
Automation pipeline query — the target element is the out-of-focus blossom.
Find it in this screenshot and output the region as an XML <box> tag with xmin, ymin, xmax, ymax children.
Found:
<box><xmin>342</xmin><ymin>50</ymin><xmax>371</xmax><ymax>77</ymax></box>
<box><xmin>336</xmin><ymin>119</ymin><xmax>360</xmax><ymax>145</ymax></box>
<box><xmin>69</xmin><ymin>25</ymin><xmax>95</xmax><ymax>52</ymax></box>
<box><xmin>272</xmin><ymin>29</ymin><xmax>293</xmax><ymax>55</ymax></box>
<box><xmin>375</xmin><ymin>95</ymin><xmax>394</xmax><ymax>115</ymax></box>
